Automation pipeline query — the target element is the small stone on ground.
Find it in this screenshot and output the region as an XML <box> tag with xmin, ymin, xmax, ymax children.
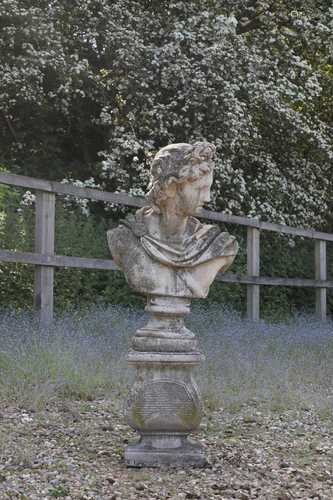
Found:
<box><xmin>0</xmin><ymin>399</ymin><xmax>332</xmax><ymax>499</ymax></box>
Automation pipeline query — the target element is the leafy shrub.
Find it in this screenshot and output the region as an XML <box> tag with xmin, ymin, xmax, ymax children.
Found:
<box><xmin>0</xmin><ymin>1</ymin><xmax>332</xmax><ymax>230</ymax></box>
<box><xmin>0</xmin><ymin>191</ymin><xmax>331</xmax><ymax>317</ymax></box>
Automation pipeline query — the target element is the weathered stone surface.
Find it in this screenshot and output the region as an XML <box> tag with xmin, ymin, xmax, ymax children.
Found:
<box><xmin>126</xmin><ymin>378</ymin><xmax>202</xmax><ymax>432</ymax></box>
<box><xmin>125</xmin><ymin>436</ymin><xmax>207</xmax><ymax>468</ymax></box>
<box><xmin>108</xmin><ymin>143</ymin><xmax>238</xmax><ymax>299</ymax></box>
<box><xmin>107</xmin><ymin>142</ymin><xmax>238</xmax><ymax>466</ymax></box>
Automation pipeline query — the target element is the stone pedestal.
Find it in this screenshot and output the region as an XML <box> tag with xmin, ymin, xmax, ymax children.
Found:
<box><xmin>124</xmin><ymin>296</ymin><xmax>206</xmax><ymax>467</ymax></box>
<box><xmin>107</xmin><ymin>141</ymin><xmax>238</xmax><ymax>467</ymax></box>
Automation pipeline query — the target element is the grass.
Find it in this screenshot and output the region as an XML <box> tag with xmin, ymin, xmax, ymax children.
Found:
<box><xmin>0</xmin><ymin>304</ymin><xmax>332</xmax><ymax>417</ymax></box>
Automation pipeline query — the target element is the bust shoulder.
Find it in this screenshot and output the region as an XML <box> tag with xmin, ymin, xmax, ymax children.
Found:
<box><xmin>107</xmin><ymin>224</ymin><xmax>135</xmax><ymax>265</ymax></box>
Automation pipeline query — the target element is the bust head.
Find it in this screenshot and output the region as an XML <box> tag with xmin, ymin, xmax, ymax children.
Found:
<box><xmin>146</xmin><ymin>142</ymin><xmax>216</xmax><ymax>215</ymax></box>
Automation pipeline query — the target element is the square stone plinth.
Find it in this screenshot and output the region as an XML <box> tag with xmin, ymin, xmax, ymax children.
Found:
<box><xmin>125</xmin><ymin>436</ymin><xmax>206</xmax><ymax>468</ymax></box>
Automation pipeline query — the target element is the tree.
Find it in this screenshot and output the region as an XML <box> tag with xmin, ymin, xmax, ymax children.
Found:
<box><xmin>0</xmin><ymin>0</ymin><xmax>332</xmax><ymax>228</ymax></box>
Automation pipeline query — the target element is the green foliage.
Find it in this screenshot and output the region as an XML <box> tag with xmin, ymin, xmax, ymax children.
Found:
<box><xmin>0</xmin><ymin>186</ymin><xmax>35</xmax><ymax>310</ymax></box>
<box><xmin>53</xmin><ymin>202</ymin><xmax>144</xmax><ymax>309</ymax></box>
<box><xmin>0</xmin><ymin>1</ymin><xmax>332</xmax><ymax>315</ymax></box>
<box><xmin>260</xmin><ymin>233</ymin><xmax>315</xmax><ymax>320</ymax></box>
<box><xmin>0</xmin><ymin>194</ymin><xmax>332</xmax><ymax>316</ymax></box>
<box><xmin>48</xmin><ymin>486</ymin><xmax>70</xmax><ymax>498</ymax></box>
<box><xmin>0</xmin><ymin>197</ymin><xmax>144</xmax><ymax>311</ymax></box>
<box><xmin>0</xmin><ymin>0</ymin><xmax>332</xmax><ymax>230</ymax></box>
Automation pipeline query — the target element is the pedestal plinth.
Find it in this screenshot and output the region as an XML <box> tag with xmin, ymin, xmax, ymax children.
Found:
<box><xmin>124</xmin><ymin>296</ymin><xmax>206</xmax><ymax>467</ymax></box>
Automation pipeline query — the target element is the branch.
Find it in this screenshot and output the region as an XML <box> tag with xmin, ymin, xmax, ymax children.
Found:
<box><xmin>2</xmin><ymin>112</ymin><xmax>19</xmax><ymax>143</ymax></box>
<box><xmin>236</xmin><ymin>3</ymin><xmax>274</xmax><ymax>35</ymax></box>
<box><xmin>236</xmin><ymin>16</ymin><xmax>263</xmax><ymax>34</ymax></box>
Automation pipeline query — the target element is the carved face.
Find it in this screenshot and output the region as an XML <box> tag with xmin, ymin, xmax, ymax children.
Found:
<box><xmin>175</xmin><ymin>170</ymin><xmax>213</xmax><ymax>216</ymax></box>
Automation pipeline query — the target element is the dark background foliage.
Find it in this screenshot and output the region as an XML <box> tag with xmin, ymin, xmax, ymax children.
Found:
<box><xmin>0</xmin><ymin>0</ymin><xmax>332</xmax><ymax>317</ymax></box>
<box><xmin>1</xmin><ymin>191</ymin><xmax>331</xmax><ymax>319</ymax></box>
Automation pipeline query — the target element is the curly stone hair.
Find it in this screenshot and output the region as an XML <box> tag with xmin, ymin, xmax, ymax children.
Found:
<box><xmin>146</xmin><ymin>142</ymin><xmax>216</xmax><ymax>211</ymax></box>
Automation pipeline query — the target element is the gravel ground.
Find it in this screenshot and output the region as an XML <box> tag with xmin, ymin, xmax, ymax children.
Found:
<box><xmin>0</xmin><ymin>398</ymin><xmax>332</xmax><ymax>499</ymax></box>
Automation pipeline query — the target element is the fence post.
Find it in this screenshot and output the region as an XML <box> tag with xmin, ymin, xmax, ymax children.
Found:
<box><xmin>315</xmin><ymin>240</ymin><xmax>327</xmax><ymax>320</ymax></box>
<box><xmin>34</xmin><ymin>190</ymin><xmax>55</xmax><ymax>326</ymax></box>
<box><xmin>247</xmin><ymin>227</ymin><xmax>260</xmax><ymax>321</ymax></box>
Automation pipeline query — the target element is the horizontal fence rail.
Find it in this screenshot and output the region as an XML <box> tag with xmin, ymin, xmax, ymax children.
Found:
<box><xmin>0</xmin><ymin>172</ymin><xmax>332</xmax><ymax>324</ymax></box>
<box><xmin>1</xmin><ymin>249</ymin><xmax>333</xmax><ymax>289</ymax></box>
<box><xmin>1</xmin><ymin>172</ymin><xmax>333</xmax><ymax>241</ymax></box>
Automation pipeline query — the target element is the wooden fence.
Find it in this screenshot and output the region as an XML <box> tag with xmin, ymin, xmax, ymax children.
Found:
<box><xmin>0</xmin><ymin>171</ymin><xmax>332</xmax><ymax>325</ymax></box>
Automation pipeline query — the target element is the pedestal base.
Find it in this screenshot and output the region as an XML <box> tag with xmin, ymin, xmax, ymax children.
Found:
<box><xmin>124</xmin><ymin>296</ymin><xmax>206</xmax><ymax>468</ymax></box>
<box><xmin>125</xmin><ymin>435</ymin><xmax>206</xmax><ymax>468</ymax></box>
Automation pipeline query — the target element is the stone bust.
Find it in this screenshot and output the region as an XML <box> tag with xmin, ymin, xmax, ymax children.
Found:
<box><xmin>107</xmin><ymin>142</ymin><xmax>238</xmax><ymax>299</ymax></box>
